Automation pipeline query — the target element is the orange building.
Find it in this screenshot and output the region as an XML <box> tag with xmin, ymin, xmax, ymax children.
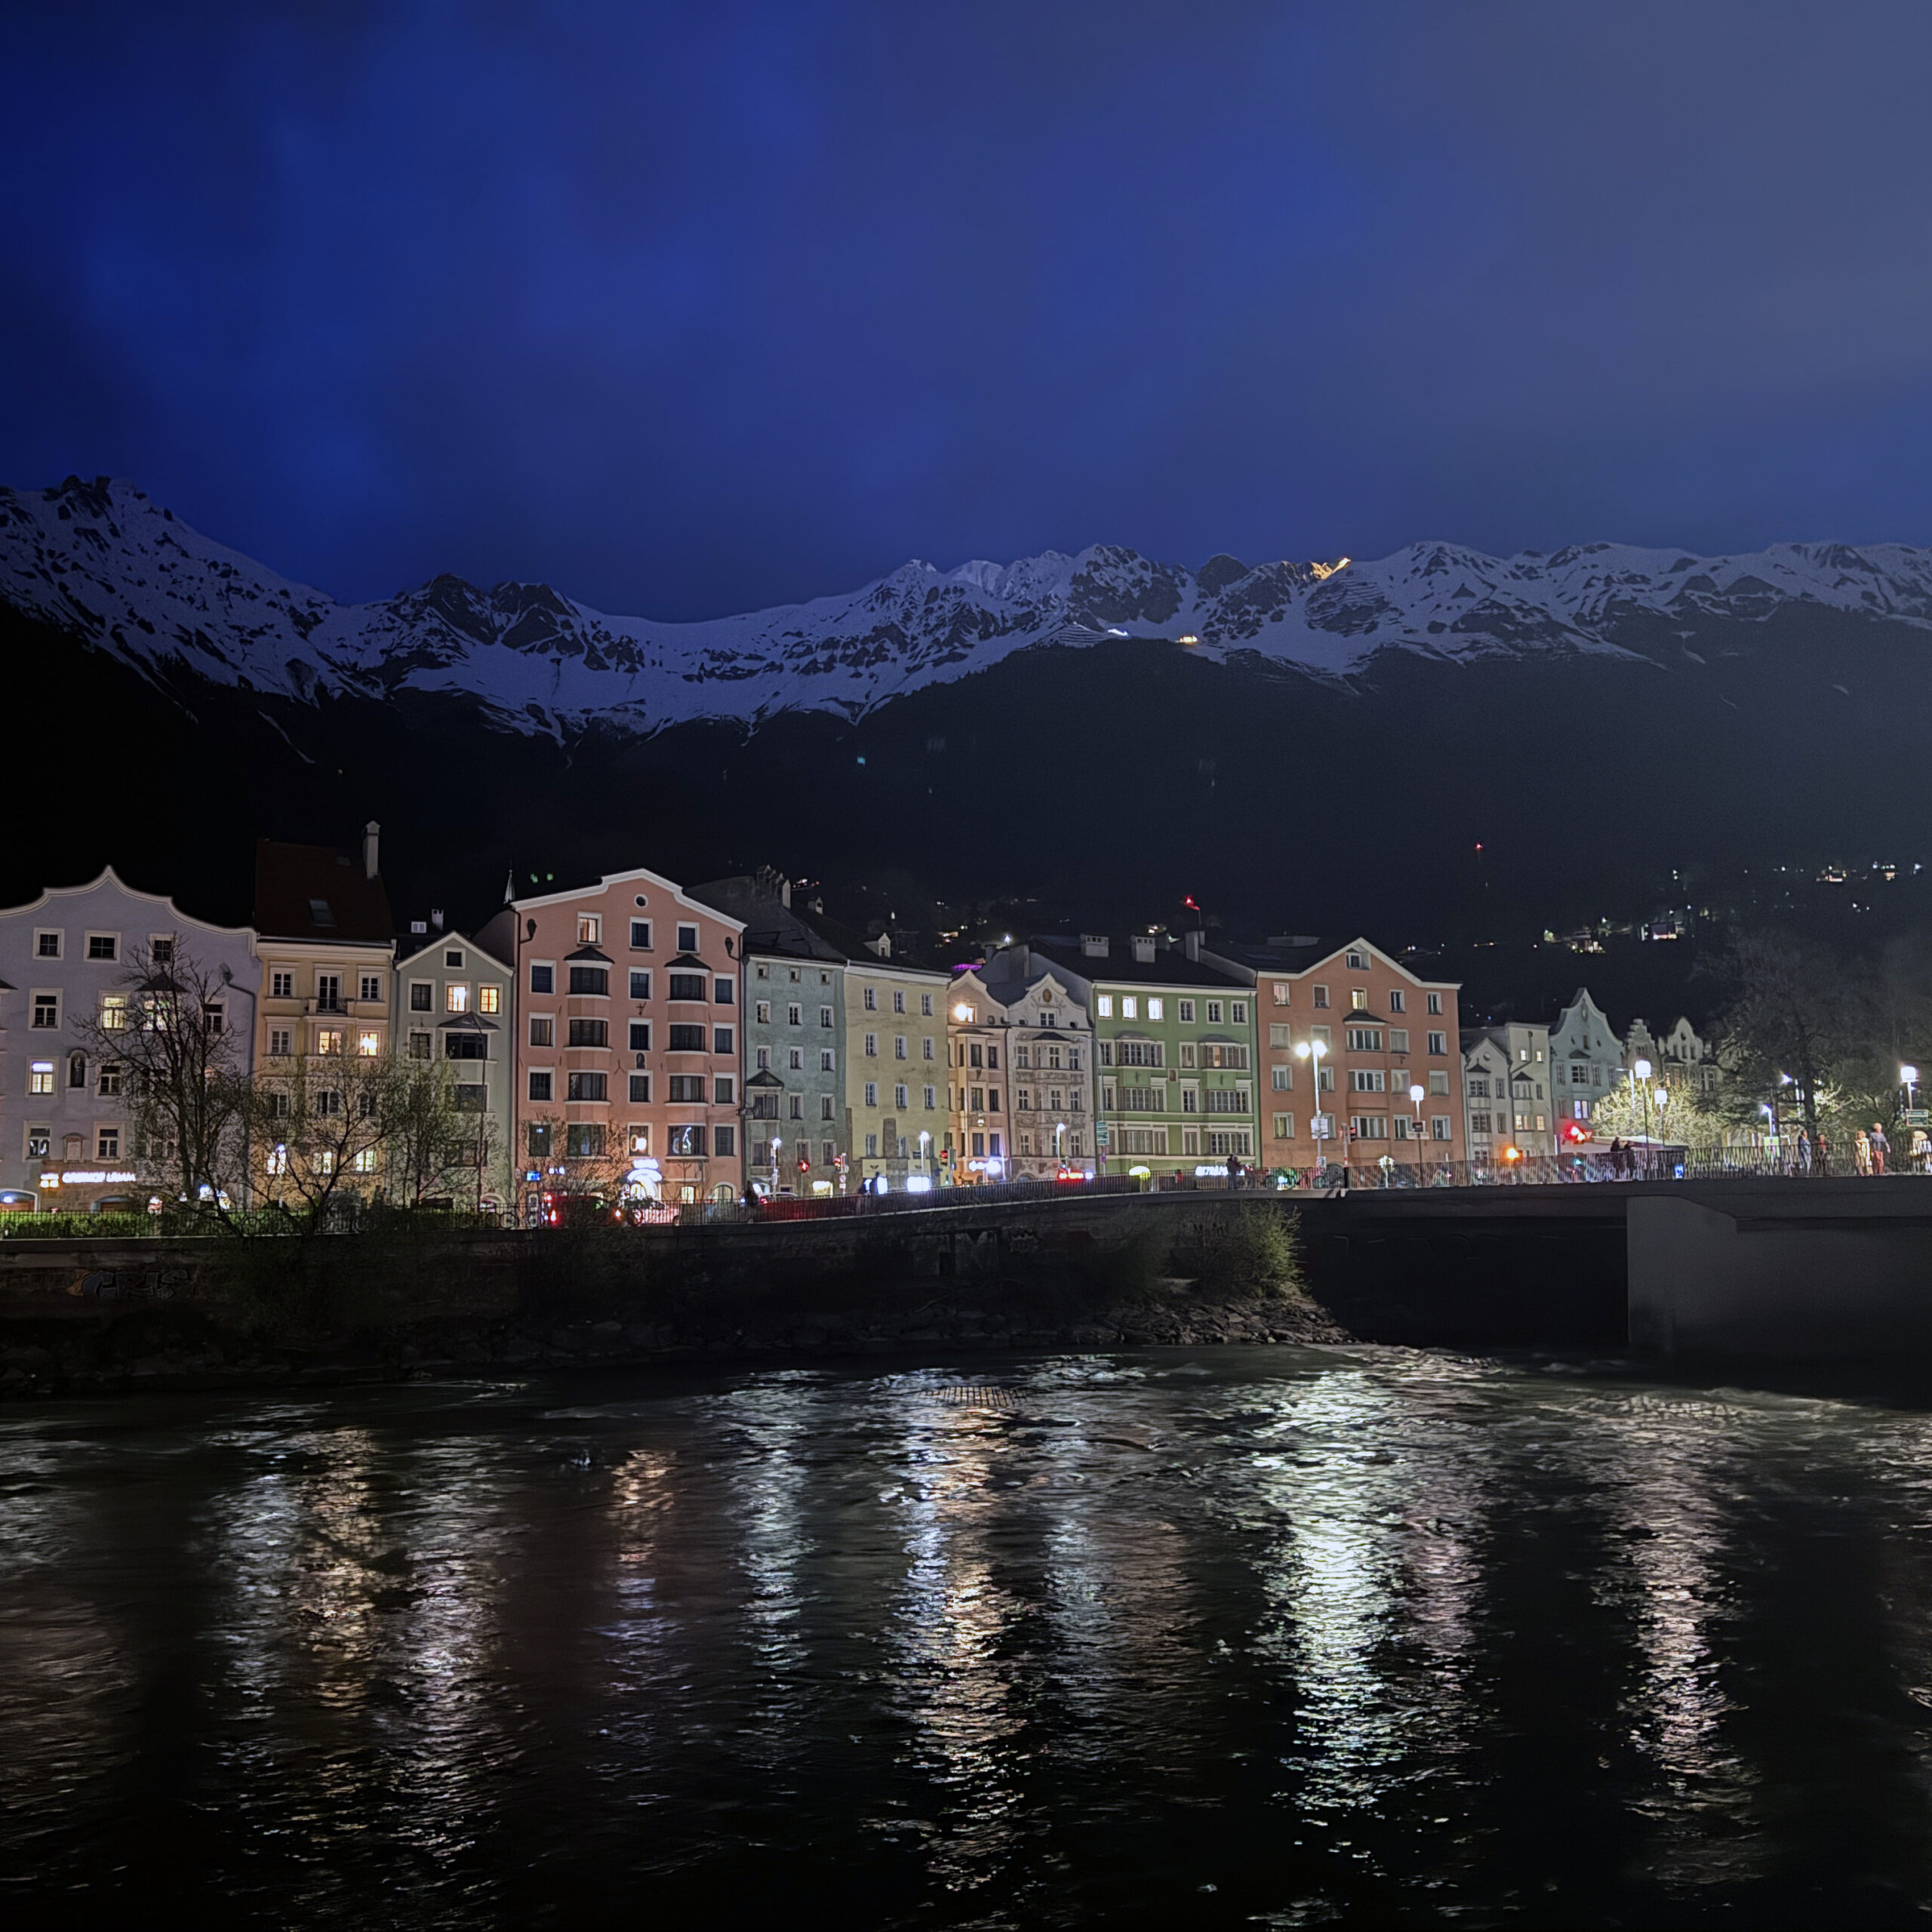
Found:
<box><xmin>1200</xmin><ymin>937</ymin><xmax>1464</xmax><ymax>1176</ymax></box>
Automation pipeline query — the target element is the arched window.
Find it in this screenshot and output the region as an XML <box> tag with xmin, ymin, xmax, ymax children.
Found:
<box><xmin>67</xmin><ymin>1051</ymin><xmax>86</xmax><ymax>1090</ymax></box>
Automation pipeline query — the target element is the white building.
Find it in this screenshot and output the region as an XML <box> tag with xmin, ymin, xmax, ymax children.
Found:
<box><xmin>1461</xmin><ymin>1020</ymin><xmax>1556</xmax><ymax>1164</ymax></box>
<box><xmin>0</xmin><ymin>869</ymin><xmax>257</xmax><ymax>1214</ymax></box>
<box><xmin>1548</xmin><ymin>988</ymin><xmax>1626</xmax><ymax>1140</ymax></box>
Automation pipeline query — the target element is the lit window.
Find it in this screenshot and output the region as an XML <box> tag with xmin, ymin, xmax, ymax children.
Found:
<box><xmin>357</xmin><ymin>1032</ymin><xmax>381</xmax><ymax>1057</ymax></box>
<box><xmin>1122</xmin><ymin>996</ymin><xmax>1137</xmax><ymax>1019</ymax></box>
<box><xmin>29</xmin><ymin>1063</ymin><xmax>54</xmax><ymax>1096</ymax></box>
<box><xmin>1097</xmin><ymin>995</ymin><xmax>1113</xmax><ymax>1018</ymax></box>
<box><xmin>478</xmin><ymin>986</ymin><xmax>499</xmax><ymax>1014</ymax></box>
<box><xmin>100</xmin><ymin>995</ymin><xmax>128</xmax><ymax>1031</ymax></box>
<box><xmin>315</xmin><ymin>1029</ymin><xmax>344</xmax><ymax>1057</ymax></box>
<box><xmin>577</xmin><ymin>914</ymin><xmax>602</xmax><ymax>945</ymax></box>
<box><xmin>1148</xmin><ymin>998</ymin><xmax>1164</xmax><ymax>1021</ymax></box>
<box><xmin>446</xmin><ymin>983</ymin><xmax>470</xmax><ymax>1014</ymax></box>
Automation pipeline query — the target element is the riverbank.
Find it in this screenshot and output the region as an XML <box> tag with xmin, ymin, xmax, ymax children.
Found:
<box><xmin>0</xmin><ymin>1275</ymin><xmax>1349</xmax><ymax>1398</ymax></box>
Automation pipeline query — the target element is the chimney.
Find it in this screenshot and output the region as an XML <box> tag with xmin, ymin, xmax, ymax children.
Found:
<box><xmin>1131</xmin><ymin>935</ymin><xmax>1156</xmax><ymax>964</ymax></box>
<box><xmin>780</xmin><ymin>878</ymin><xmax>791</xmax><ymax>909</ymax></box>
<box><xmin>431</xmin><ymin>909</ymin><xmax>445</xmax><ymax>931</ymax></box>
<box><xmin>1081</xmin><ymin>934</ymin><xmax>1108</xmax><ymax>958</ymax></box>
<box><xmin>363</xmin><ymin>820</ymin><xmax>380</xmax><ymax>879</ymax></box>
<box><xmin>1184</xmin><ymin>930</ymin><xmax>1201</xmax><ymax>961</ymax></box>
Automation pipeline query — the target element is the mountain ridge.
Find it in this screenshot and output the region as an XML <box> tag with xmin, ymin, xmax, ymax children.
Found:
<box><xmin>7</xmin><ymin>474</ymin><xmax>1932</xmax><ymax>739</ymax></box>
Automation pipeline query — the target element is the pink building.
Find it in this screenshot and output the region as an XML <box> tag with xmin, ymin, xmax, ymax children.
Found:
<box><xmin>478</xmin><ymin>868</ymin><xmax>745</xmax><ymax>1212</ymax></box>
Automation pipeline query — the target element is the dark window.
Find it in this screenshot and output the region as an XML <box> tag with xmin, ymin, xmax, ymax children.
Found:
<box><xmin>565</xmin><ymin>1124</ymin><xmax>606</xmax><ymax>1158</ymax></box>
<box><xmin>667</xmin><ymin>1124</ymin><xmax>706</xmax><ymax>1156</ymax></box>
<box><xmin>629</xmin><ymin>1074</ymin><xmax>651</xmax><ymax>1103</ymax></box>
<box><xmin>676</xmin><ymin>924</ymin><xmax>699</xmax><ymax>952</ymax></box>
<box><xmin>629</xmin><ymin>920</ymin><xmax>651</xmax><ymax>949</ymax></box>
<box><xmin>567</xmin><ymin>1072</ymin><xmax>608</xmax><ymax>1100</ymax></box>
<box><xmin>712</xmin><ymin>1125</ymin><xmax>735</xmax><ymax>1157</ymax></box>
<box><xmin>667</xmin><ymin>972</ymin><xmax>706</xmax><ymax>1001</ymax></box>
<box><xmin>568</xmin><ymin>1019</ymin><xmax>609</xmax><ymax>1047</ymax></box>
<box><xmin>569</xmin><ymin>966</ymin><xmax>609</xmax><ymax>995</ymax></box>
<box><xmin>713</xmin><ymin>1075</ymin><xmax>735</xmax><ymax>1103</ymax></box>
<box><xmin>629</xmin><ymin>971</ymin><xmax>651</xmax><ymax>1000</ymax></box>
<box><xmin>445</xmin><ymin>1035</ymin><xmax>488</xmax><ymax>1060</ymax></box>
<box><xmin>528</xmin><ymin>1122</ymin><xmax>552</xmax><ymax>1156</ymax></box>
<box><xmin>629</xmin><ymin>1022</ymin><xmax>651</xmax><ymax>1051</ymax></box>
<box><xmin>454</xmin><ymin>1084</ymin><xmax>486</xmax><ymax>1112</ymax></box>
<box><xmin>68</xmin><ymin>1052</ymin><xmax>86</xmax><ymax>1088</ymax></box>
<box><xmin>667</xmin><ymin>1023</ymin><xmax>706</xmax><ymax>1051</ymax></box>
<box><xmin>713</xmin><ymin>977</ymin><xmax>734</xmax><ymax>1005</ymax></box>
<box><xmin>749</xmin><ymin>1091</ymin><xmax>779</xmax><ymax>1118</ymax></box>
<box><xmin>88</xmin><ymin>934</ymin><xmax>117</xmax><ymax>961</ymax></box>
<box><xmin>410</xmin><ymin>983</ymin><xmax>432</xmax><ymax>1011</ymax></box>
<box><xmin>667</xmin><ymin>1075</ymin><xmax>706</xmax><ymax>1102</ymax></box>
<box><xmin>712</xmin><ymin>1026</ymin><xmax>734</xmax><ymax>1055</ymax></box>
<box><xmin>530</xmin><ymin>964</ymin><xmax>553</xmax><ymax>994</ymax></box>
<box><xmin>528</xmin><ymin>1071</ymin><xmax>552</xmax><ymax>1102</ymax></box>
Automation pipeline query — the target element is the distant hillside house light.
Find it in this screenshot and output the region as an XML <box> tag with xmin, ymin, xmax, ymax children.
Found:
<box><xmin>1178</xmin><ymin>633</ymin><xmax>1200</xmax><ymax>646</ymax></box>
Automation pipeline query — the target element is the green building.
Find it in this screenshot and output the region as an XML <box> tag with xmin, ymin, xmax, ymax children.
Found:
<box><xmin>989</xmin><ymin>935</ymin><xmax>1257</xmax><ymax>1176</ymax></box>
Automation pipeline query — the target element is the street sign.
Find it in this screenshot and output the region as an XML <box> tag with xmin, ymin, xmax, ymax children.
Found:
<box><xmin>1096</xmin><ymin>1121</ymin><xmax>1110</xmax><ymax>1147</ymax></box>
<box><xmin>1311</xmin><ymin>1115</ymin><xmax>1333</xmax><ymax>1139</ymax></box>
<box><xmin>1909</xmin><ymin>1110</ymin><xmax>1930</xmax><ymax>1128</ymax></box>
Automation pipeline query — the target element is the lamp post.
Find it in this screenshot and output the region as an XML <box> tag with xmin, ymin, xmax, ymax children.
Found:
<box><xmin>918</xmin><ymin>1129</ymin><xmax>930</xmax><ymax>1181</ymax></box>
<box><xmin>1296</xmin><ymin>1038</ymin><xmax>1329</xmax><ymax>1173</ymax></box>
<box><xmin>771</xmin><ymin>1137</ymin><xmax>781</xmax><ymax>1200</ymax></box>
<box><xmin>1632</xmin><ymin>1057</ymin><xmax>1652</xmax><ymax>1145</ymax></box>
<box><xmin>1409</xmin><ymin>1082</ymin><xmax>1426</xmax><ymax>1181</ymax></box>
<box><xmin>1903</xmin><ymin>1063</ymin><xmax>1919</xmax><ymax>1112</ymax></box>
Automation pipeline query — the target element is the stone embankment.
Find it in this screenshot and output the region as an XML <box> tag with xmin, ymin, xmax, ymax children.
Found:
<box><xmin>0</xmin><ymin>1196</ymin><xmax>1347</xmax><ymax>1399</ymax></box>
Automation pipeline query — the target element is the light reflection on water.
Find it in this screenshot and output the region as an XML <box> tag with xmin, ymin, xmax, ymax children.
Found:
<box><xmin>8</xmin><ymin>1349</ymin><xmax>1932</xmax><ymax>1924</ymax></box>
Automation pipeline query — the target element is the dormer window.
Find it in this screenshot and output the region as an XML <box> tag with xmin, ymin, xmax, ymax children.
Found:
<box><xmin>309</xmin><ymin>899</ymin><xmax>335</xmax><ymax>928</ymax></box>
<box><xmin>577</xmin><ymin>914</ymin><xmax>601</xmax><ymax>945</ymax></box>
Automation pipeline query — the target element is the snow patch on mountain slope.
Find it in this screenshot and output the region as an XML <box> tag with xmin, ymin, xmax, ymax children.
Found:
<box><xmin>6</xmin><ymin>477</ymin><xmax>1932</xmax><ymax>739</ymax></box>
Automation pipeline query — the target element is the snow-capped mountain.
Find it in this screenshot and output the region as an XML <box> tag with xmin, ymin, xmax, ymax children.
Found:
<box><xmin>8</xmin><ymin>474</ymin><xmax>1932</xmax><ymax>739</ymax></box>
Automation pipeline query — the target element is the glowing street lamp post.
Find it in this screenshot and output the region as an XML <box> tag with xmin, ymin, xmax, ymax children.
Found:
<box><xmin>1631</xmin><ymin>1057</ymin><xmax>1653</xmax><ymax>1146</ymax></box>
<box><xmin>1409</xmin><ymin>1082</ymin><xmax>1426</xmax><ymax>1181</ymax></box>
<box><xmin>1296</xmin><ymin>1038</ymin><xmax>1330</xmax><ymax>1174</ymax></box>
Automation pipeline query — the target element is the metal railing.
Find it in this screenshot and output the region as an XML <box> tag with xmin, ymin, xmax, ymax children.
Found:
<box><xmin>1176</xmin><ymin>1145</ymin><xmax>1921</xmax><ymax>1191</ymax></box>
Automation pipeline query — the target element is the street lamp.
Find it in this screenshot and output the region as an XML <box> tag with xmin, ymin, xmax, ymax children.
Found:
<box><xmin>918</xmin><ymin>1129</ymin><xmax>930</xmax><ymax>1177</ymax></box>
<box><xmin>1902</xmin><ymin>1063</ymin><xmax>1919</xmax><ymax>1109</ymax></box>
<box><xmin>771</xmin><ymin>1137</ymin><xmax>782</xmax><ymax>1198</ymax></box>
<box><xmin>1295</xmin><ymin>1038</ymin><xmax>1330</xmax><ymax>1172</ymax></box>
<box><xmin>1408</xmin><ymin>1082</ymin><xmax>1426</xmax><ymax>1180</ymax></box>
<box><xmin>1632</xmin><ymin>1057</ymin><xmax>1652</xmax><ymax>1143</ymax></box>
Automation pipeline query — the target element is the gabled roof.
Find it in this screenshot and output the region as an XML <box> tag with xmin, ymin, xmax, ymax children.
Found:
<box><xmin>504</xmin><ymin>863</ymin><xmax>745</xmax><ymax>928</ymax></box>
<box><xmin>394</xmin><ymin>932</ymin><xmax>512</xmax><ymax>977</ymax></box>
<box><xmin>666</xmin><ymin>952</ymin><xmax>711</xmax><ymax>971</ymax></box>
<box><xmin>566</xmin><ymin>943</ymin><xmax>612</xmax><ymax>963</ymax></box>
<box><xmin>254</xmin><ymin>841</ymin><xmax>393</xmax><ymax>946</ymax></box>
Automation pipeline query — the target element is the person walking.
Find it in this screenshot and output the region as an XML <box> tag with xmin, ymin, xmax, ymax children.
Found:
<box><xmin>1871</xmin><ymin>1122</ymin><xmax>1890</xmax><ymax>1176</ymax></box>
<box><xmin>1796</xmin><ymin>1127</ymin><xmax>1812</xmax><ymax>1174</ymax></box>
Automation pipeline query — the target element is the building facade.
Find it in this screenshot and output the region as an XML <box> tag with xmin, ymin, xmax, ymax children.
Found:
<box><xmin>838</xmin><ymin>941</ymin><xmax>949</xmax><ymax>1189</ymax></box>
<box><xmin>0</xmin><ymin>869</ymin><xmax>257</xmax><ymax>1213</ymax></box>
<box><xmin>252</xmin><ymin>828</ymin><xmax>397</xmax><ymax>1202</ymax></box>
<box><xmin>1207</xmin><ymin>937</ymin><xmax>1464</xmax><ymax>1177</ymax></box>
<box><xmin>1004</xmin><ymin>936</ymin><xmax>1254</xmax><ymax>1177</ymax></box>
<box><xmin>478</xmin><ymin>867</ymin><xmax>745</xmax><ymax>1211</ymax></box>
<box><xmin>1462</xmin><ymin>1020</ymin><xmax>1556</xmax><ymax>1164</ymax></box>
<box><xmin>946</xmin><ymin>958</ymin><xmax>1094</xmax><ymax>1182</ymax></box>
<box><xmin>392</xmin><ymin>923</ymin><xmax>515</xmax><ymax>1211</ymax></box>
<box><xmin>690</xmin><ymin>873</ymin><xmax>851</xmax><ymax>1196</ymax></box>
<box><xmin>1548</xmin><ymin>988</ymin><xmax>1625</xmax><ymax>1140</ymax></box>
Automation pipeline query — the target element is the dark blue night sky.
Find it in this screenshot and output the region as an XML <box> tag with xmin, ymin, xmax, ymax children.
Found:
<box><xmin>7</xmin><ymin>2</ymin><xmax>1932</xmax><ymax>620</ymax></box>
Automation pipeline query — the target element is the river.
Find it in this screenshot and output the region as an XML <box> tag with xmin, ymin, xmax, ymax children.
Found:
<box><xmin>5</xmin><ymin>1345</ymin><xmax>1932</xmax><ymax>1926</ymax></box>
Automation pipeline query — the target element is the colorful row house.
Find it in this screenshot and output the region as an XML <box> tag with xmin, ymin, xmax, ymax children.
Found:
<box><xmin>478</xmin><ymin>868</ymin><xmax>746</xmax><ymax>1213</ymax></box>
<box><xmin>945</xmin><ymin>953</ymin><xmax>1094</xmax><ymax>1182</ymax></box>
<box><xmin>0</xmin><ymin>868</ymin><xmax>257</xmax><ymax>1212</ymax></box>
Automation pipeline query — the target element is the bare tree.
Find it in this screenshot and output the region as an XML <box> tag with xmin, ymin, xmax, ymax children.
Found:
<box><xmin>251</xmin><ymin>1051</ymin><xmax>471</xmax><ymax>1233</ymax></box>
<box><xmin>73</xmin><ymin>943</ymin><xmax>253</xmax><ymax>1228</ymax></box>
<box><xmin>1709</xmin><ymin>929</ymin><xmax>1857</xmax><ymax>1149</ymax></box>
